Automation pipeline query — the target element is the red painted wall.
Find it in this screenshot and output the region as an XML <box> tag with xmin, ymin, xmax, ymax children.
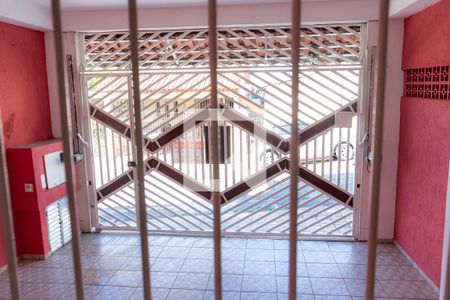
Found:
<box><xmin>395</xmin><ymin>0</ymin><xmax>450</xmax><ymax>287</ymax></box>
<box><xmin>0</xmin><ymin>22</ymin><xmax>52</xmax><ymax>267</ymax></box>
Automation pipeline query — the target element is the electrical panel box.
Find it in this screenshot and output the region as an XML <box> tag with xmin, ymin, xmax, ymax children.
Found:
<box><xmin>44</xmin><ymin>151</ymin><xmax>66</xmax><ymax>189</ymax></box>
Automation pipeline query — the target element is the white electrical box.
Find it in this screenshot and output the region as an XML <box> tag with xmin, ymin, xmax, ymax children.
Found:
<box><xmin>44</xmin><ymin>151</ymin><xmax>66</xmax><ymax>189</ymax></box>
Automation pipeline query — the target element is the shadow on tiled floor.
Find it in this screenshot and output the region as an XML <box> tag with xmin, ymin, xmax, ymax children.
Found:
<box><xmin>0</xmin><ymin>234</ymin><xmax>439</xmax><ymax>299</ymax></box>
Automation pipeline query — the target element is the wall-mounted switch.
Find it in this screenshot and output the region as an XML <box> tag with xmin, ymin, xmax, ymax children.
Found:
<box><xmin>24</xmin><ymin>184</ymin><xmax>34</xmax><ymax>193</ymax></box>
<box><xmin>40</xmin><ymin>174</ymin><xmax>47</xmax><ymax>190</ymax></box>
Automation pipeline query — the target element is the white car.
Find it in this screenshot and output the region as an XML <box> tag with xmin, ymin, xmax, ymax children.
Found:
<box><xmin>260</xmin><ymin>122</ymin><xmax>357</xmax><ymax>166</ymax></box>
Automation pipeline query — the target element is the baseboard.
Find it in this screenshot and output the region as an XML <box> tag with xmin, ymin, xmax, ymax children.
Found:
<box><xmin>20</xmin><ymin>252</ymin><xmax>51</xmax><ymax>260</ymax></box>
<box><xmin>394</xmin><ymin>241</ymin><xmax>440</xmax><ymax>294</ymax></box>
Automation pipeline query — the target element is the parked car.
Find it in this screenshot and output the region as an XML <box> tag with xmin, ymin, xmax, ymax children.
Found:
<box><xmin>260</xmin><ymin>122</ymin><xmax>356</xmax><ymax>166</ymax></box>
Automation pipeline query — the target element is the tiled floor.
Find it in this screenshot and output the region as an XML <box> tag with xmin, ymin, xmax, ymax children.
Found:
<box><xmin>0</xmin><ymin>234</ymin><xmax>439</xmax><ymax>300</ymax></box>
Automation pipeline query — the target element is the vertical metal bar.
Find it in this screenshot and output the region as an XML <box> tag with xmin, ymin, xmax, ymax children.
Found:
<box><xmin>365</xmin><ymin>0</ymin><xmax>390</xmax><ymax>298</ymax></box>
<box><xmin>337</xmin><ymin>128</ymin><xmax>342</xmax><ymax>187</ymax></box>
<box><xmin>441</xmin><ymin>160</ymin><xmax>450</xmax><ymax>300</ymax></box>
<box><xmin>345</xmin><ymin>128</ymin><xmax>350</xmax><ymax>191</ymax></box>
<box><xmin>0</xmin><ymin>111</ymin><xmax>20</xmax><ymax>300</ymax></box>
<box><xmin>127</xmin><ymin>0</ymin><xmax>152</xmax><ymax>299</ymax></box>
<box><xmin>96</xmin><ymin>122</ymin><xmax>104</xmax><ymax>186</ymax></box>
<box><xmin>50</xmin><ymin>1</ymin><xmax>85</xmax><ymax>299</ymax></box>
<box><xmin>208</xmin><ymin>0</ymin><xmax>222</xmax><ymax>299</ymax></box>
<box><xmin>289</xmin><ymin>0</ymin><xmax>301</xmax><ymax>299</ymax></box>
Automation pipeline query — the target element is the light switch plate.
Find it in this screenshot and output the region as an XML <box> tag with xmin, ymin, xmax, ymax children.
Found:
<box><xmin>24</xmin><ymin>184</ymin><xmax>34</xmax><ymax>193</ymax></box>
<box><xmin>40</xmin><ymin>174</ymin><xmax>47</xmax><ymax>190</ymax></box>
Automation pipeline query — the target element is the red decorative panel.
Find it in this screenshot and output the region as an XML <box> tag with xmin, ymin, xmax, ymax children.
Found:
<box><xmin>404</xmin><ymin>66</ymin><xmax>450</xmax><ymax>100</ymax></box>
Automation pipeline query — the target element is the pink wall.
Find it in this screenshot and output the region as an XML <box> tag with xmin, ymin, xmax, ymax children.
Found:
<box><xmin>394</xmin><ymin>0</ymin><xmax>450</xmax><ymax>287</ymax></box>
<box><xmin>0</xmin><ymin>22</ymin><xmax>52</xmax><ymax>267</ymax></box>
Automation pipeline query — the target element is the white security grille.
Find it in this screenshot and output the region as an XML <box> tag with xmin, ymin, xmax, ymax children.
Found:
<box><xmin>82</xmin><ymin>26</ymin><xmax>361</xmax><ymax>71</ymax></box>
<box><xmin>81</xmin><ymin>24</ymin><xmax>363</xmax><ymax>237</ymax></box>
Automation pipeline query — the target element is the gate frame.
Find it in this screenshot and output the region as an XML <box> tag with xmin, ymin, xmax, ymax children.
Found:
<box><xmin>73</xmin><ymin>23</ymin><xmax>371</xmax><ymax>239</ymax></box>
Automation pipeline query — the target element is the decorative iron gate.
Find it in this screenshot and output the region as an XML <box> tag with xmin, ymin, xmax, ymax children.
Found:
<box><xmin>80</xmin><ymin>25</ymin><xmax>364</xmax><ymax>237</ymax></box>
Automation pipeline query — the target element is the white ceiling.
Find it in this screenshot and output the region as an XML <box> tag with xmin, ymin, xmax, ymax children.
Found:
<box><xmin>28</xmin><ymin>0</ymin><xmax>303</xmax><ymax>10</ymax></box>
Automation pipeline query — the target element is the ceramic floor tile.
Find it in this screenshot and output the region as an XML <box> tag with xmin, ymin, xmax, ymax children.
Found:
<box><xmin>221</xmin><ymin>260</ymin><xmax>245</xmax><ymax>274</ymax></box>
<box><xmin>204</xmin><ymin>290</ymin><xmax>241</xmax><ymax>300</ymax></box>
<box><xmin>105</xmin><ymin>245</ymin><xmax>139</xmax><ymax>257</ymax></box>
<box><xmin>181</xmin><ymin>259</ymin><xmax>214</xmax><ymax>273</ymax></box>
<box><xmin>172</xmin><ymin>272</ymin><xmax>210</xmax><ymax>290</ymax></box>
<box><xmin>148</xmin><ymin>236</ymin><xmax>171</xmax><ymax>247</ymax></box>
<box><xmin>166</xmin><ymin>237</ymin><xmax>197</xmax><ymax>247</ymax></box>
<box><xmin>192</xmin><ymin>238</ymin><xmax>214</xmax><ymax>248</ymax></box>
<box><xmin>245</xmin><ymin>249</ymin><xmax>274</xmax><ymax>262</ymax></box>
<box><xmin>344</xmin><ymin>279</ymin><xmax>387</xmax><ymax>297</ymax></box>
<box><xmin>22</xmin><ymin>283</ymin><xmax>71</xmax><ymax>300</ymax></box>
<box><xmin>188</xmin><ymin>248</ymin><xmax>214</xmax><ymax>260</ymax></box>
<box><xmin>152</xmin><ymin>258</ymin><xmax>185</xmax><ymax>272</ymax></box>
<box><xmin>130</xmin><ymin>287</ymin><xmax>170</xmax><ymax>300</ymax></box>
<box><xmin>94</xmin><ymin>286</ymin><xmax>136</xmax><ymax>300</ymax></box>
<box><xmin>149</xmin><ymin>272</ymin><xmax>178</xmax><ymax>288</ymax></box>
<box><xmin>90</xmin><ymin>256</ymin><xmax>128</xmax><ymax>270</ymax></box>
<box><xmin>310</xmin><ymin>278</ymin><xmax>350</xmax><ymax>296</ymax></box>
<box><xmin>376</xmin><ymin>265</ymin><xmax>424</xmax><ymax>281</ymax></box>
<box><xmin>81</xmin><ymin>234</ymin><xmax>122</xmax><ymax>246</ymax></box>
<box><xmin>159</xmin><ymin>246</ymin><xmax>190</xmax><ymax>259</ymax></box>
<box><xmin>306</xmin><ymin>263</ymin><xmax>342</xmax><ymax>278</ymax></box>
<box><xmin>275</xmin><ymin>276</ymin><xmax>313</xmax><ymax>295</ymax></box>
<box><xmin>240</xmin><ymin>292</ymin><xmax>278</xmax><ymax>300</ymax></box>
<box><xmin>116</xmin><ymin>235</ymin><xmax>142</xmax><ymax>246</ymax></box>
<box><xmin>41</xmin><ymin>267</ymin><xmax>75</xmax><ymax>284</ymax></box>
<box><xmin>207</xmin><ymin>274</ymin><xmax>243</xmax><ymax>292</ymax></box>
<box><xmin>80</xmin><ymin>244</ymin><xmax>113</xmax><ymax>256</ymax></box>
<box><xmin>303</xmin><ymin>251</ymin><xmax>336</xmax><ymax>264</ymax></box>
<box><xmin>132</xmin><ymin>246</ymin><xmax>164</xmax><ymax>258</ymax></box>
<box><xmin>119</xmin><ymin>257</ymin><xmax>146</xmax><ymax>271</ymax></box>
<box><xmin>2</xmin><ymin>234</ymin><xmax>439</xmax><ymax>300</ymax></box>
<box><xmin>273</xmin><ymin>240</ymin><xmax>289</xmax><ymax>250</ymax></box>
<box><xmin>246</xmin><ymin>239</ymin><xmax>274</xmax><ymax>250</ymax></box>
<box><xmin>83</xmin><ymin>269</ymin><xmax>116</xmax><ymax>285</ymax></box>
<box><xmin>222</xmin><ymin>238</ymin><xmax>248</xmax><ymax>249</ymax></box>
<box><xmin>244</xmin><ymin>261</ymin><xmax>276</xmax><ymax>275</ymax></box>
<box><xmin>58</xmin><ymin>285</ymin><xmax>103</xmax><ymax>300</ymax></box>
<box><xmin>106</xmin><ymin>270</ymin><xmax>143</xmax><ymax>287</ymax></box>
<box><xmin>379</xmin><ymin>280</ymin><xmax>427</xmax><ymax>299</ymax></box>
<box><xmin>414</xmin><ymin>280</ymin><xmax>439</xmax><ymax>299</ymax></box>
<box><xmin>299</xmin><ymin>241</ymin><xmax>330</xmax><ymax>252</ymax></box>
<box><xmin>274</xmin><ymin>250</ymin><xmax>289</xmax><ymax>262</ymax></box>
<box><xmin>274</xmin><ymin>262</ymin><xmax>308</xmax><ymax>277</ymax></box>
<box><xmin>314</xmin><ymin>296</ymin><xmax>353</xmax><ymax>300</ymax></box>
<box><xmin>242</xmin><ymin>275</ymin><xmax>277</xmax><ymax>293</ymax></box>
<box><xmin>328</xmin><ymin>242</ymin><xmax>359</xmax><ymax>252</ymax></box>
<box><xmin>333</xmin><ymin>252</ymin><xmax>367</xmax><ymax>265</ymax></box>
<box><xmin>167</xmin><ymin>289</ymin><xmax>205</xmax><ymax>300</ymax></box>
<box><xmin>277</xmin><ymin>293</ymin><xmax>316</xmax><ymax>300</ymax></box>
<box><xmin>222</xmin><ymin>249</ymin><xmax>246</xmax><ymax>261</ymax></box>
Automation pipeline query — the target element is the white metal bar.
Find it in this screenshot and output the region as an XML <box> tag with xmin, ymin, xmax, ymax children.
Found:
<box><xmin>289</xmin><ymin>0</ymin><xmax>301</xmax><ymax>299</ymax></box>
<box><xmin>208</xmin><ymin>0</ymin><xmax>222</xmax><ymax>299</ymax></box>
<box><xmin>127</xmin><ymin>0</ymin><xmax>152</xmax><ymax>299</ymax></box>
<box><xmin>365</xmin><ymin>0</ymin><xmax>390</xmax><ymax>298</ymax></box>
<box><xmin>0</xmin><ymin>110</ymin><xmax>21</xmax><ymax>300</ymax></box>
<box><xmin>50</xmin><ymin>1</ymin><xmax>85</xmax><ymax>299</ymax></box>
